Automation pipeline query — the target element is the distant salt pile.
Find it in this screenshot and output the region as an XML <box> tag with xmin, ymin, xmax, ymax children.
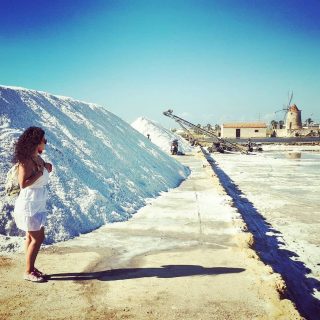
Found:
<box><xmin>131</xmin><ymin>117</ymin><xmax>193</xmax><ymax>154</ymax></box>
<box><xmin>0</xmin><ymin>85</ymin><xmax>190</xmax><ymax>251</ymax></box>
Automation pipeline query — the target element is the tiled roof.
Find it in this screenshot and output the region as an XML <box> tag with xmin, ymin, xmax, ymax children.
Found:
<box><xmin>289</xmin><ymin>104</ymin><xmax>300</xmax><ymax>112</ymax></box>
<box><xmin>222</xmin><ymin>122</ymin><xmax>267</xmax><ymax>128</ymax></box>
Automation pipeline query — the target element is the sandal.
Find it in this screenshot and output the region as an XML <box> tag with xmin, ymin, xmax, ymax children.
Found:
<box><xmin>24</xmin><ymin>271</ymin><xmax>45</xmax><ymax>283</ymax></box>
<box><xmin>34</xmin><ymin>268</ymin><xmax>46</xmax><ymax>277</ymax></box>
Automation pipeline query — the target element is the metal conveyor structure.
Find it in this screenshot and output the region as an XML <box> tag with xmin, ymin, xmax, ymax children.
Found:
<box><xmin>163</xmin><ymin>109</ymin><xmax>249</xmax><ymax>154</ymax></box>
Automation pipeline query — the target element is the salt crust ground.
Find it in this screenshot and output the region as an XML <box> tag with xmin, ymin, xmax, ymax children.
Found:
<box><xmin>0</xmin><ymin>151</ymin><xmax>301</xmax><ymax>320</ymax></box>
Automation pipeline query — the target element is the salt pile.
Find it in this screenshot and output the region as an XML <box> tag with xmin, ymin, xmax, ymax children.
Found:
<box><xmin>131</xmin><ymin>117</ymin><xmax>193</xmax><ymax>154</ymax></box>
<box><xmin>0</xmin><ymin>85</ymin><xmax>190</xmax><ymax>251</ymax></box>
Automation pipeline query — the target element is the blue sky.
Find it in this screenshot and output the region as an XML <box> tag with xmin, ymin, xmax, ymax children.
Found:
<box><xmin>1</xmin><ymin>0</ymin><xmax>319</xmax><ymax>126</ymax></box>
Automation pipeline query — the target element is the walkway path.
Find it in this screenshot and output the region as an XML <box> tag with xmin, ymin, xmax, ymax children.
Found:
<box><xmin>0</xmin><ymin>152</ymin><xmax>300</xmax><ymax>319</ymax></box>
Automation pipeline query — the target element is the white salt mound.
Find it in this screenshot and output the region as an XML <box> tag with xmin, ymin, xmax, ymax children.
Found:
<box><xmin>0</xmin><ymin>85</ymin><xmax>190</xmax><ymax>251</ymax></box>
<box><xmin>131</xmin><ymin>117</ymin><xmax>192</xmax><ymax>154</ymax></box>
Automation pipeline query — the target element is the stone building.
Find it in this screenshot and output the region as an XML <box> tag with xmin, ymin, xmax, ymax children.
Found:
<box><xmin>221</xmin><ymin>122</ymin><xmax>267</xmax><ymax>138</ymax></box>
<box><xmin>273</xmin><ymin>104</ymin><xmax>318</xmax><ymax>137</ymax></box>
<box><xmin>285</xmin><ymin>104</ymin><xmax>302</xmax><ymax>130</ymax></box>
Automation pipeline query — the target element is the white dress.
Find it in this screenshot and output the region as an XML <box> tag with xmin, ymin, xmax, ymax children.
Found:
<box><xmin>13</xmin><ymin>168</ymin><xmax>49</xmax><ymax>232</ymax></box>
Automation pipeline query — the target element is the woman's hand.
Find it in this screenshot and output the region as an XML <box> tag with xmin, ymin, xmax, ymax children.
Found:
<box><xmin>44</xmin><ymin>162</ymin><xmax>53</xmax><ymax>173</ymax></box>
<box><xmin>37</xmin><ymin>161</ymin><xmax>45</xmax><ymax>173</ymax></box>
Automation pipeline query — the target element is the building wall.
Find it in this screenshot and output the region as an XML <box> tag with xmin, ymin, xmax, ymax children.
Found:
<box><xmin>222</xmin><ymin>127</ymin><xmax>266</xmax><ymax>138</ymax></box>
<box><xmin>285</xmin><ymin>111</ymin><xmax>302</xmax><ymax>130</ymax></box>
<box><xmin>275</xmin><ymin>128</ymin><xmax>320</xmax><ymax>137</ymax></box>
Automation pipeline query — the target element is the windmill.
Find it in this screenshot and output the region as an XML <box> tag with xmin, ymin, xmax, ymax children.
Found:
<box><xmin>274</xmin><ymin>91</ymin><xmax>293</xmax><ymax>128</ymax></box>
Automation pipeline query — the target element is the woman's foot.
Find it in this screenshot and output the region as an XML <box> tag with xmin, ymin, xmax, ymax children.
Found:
<box><xmin>34</xmin><ymin>267</ymin><xmax>46</xmax><ymax>277</ymax></box>
<box><xmin>24</xmin><ymin>271</ymin><xmax>45</xmax><ymax>282</ymax></box>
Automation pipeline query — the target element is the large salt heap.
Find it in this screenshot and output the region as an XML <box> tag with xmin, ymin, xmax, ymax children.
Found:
<box><xmin>131</xmin><ymin>117</ymin><xmax>192</xmax><ymax>154</ymax></box>
<box><xmin>0</xmin><ymin>86</ymin><xmax>190</xmax><ymax>250</ymax></box>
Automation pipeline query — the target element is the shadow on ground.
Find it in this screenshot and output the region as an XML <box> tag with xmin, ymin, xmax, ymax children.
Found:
<box><xmin>47</xmin><ymin>265</ymin><xmax>245</xmax><ymax>281</ymax></box>
<box><xmin>203</xmin><ymin>149</ymin><xmax>320</xmax><ymax>320</ymax></box>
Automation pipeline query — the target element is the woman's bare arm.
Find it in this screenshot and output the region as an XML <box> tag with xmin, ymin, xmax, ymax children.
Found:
<box><xmin>18</xmin><ymin>160</ymin><xmax>44</xmax><ymax>189</ymax></box>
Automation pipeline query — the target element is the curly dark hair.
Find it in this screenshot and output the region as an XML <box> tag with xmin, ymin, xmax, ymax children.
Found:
<box><xmin>13</xmin><ymin>127</ymin><xmax>45</xmax><ymax>163</ymax></box>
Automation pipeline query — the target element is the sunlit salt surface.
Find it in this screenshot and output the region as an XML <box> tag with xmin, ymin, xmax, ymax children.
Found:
<box><xmin>212</xmin><ymin>149</ymin><xmax>320</xmax><ymax>300</ymax></box>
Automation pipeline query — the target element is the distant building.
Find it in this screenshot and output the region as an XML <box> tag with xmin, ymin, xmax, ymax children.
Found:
<box><xmin>274</xmin><ymin>104</ymin><xmax>319</xmax><ymax>137</ymax></box>
<box><xmin>221</xmin><ymin>122</ymin><xmax>267</xmax><ymax>138</ymax></box>
<box><xmin>285</xmin><ymin>104</ymin><xmax>302</xmax><ymax>130</ymax></box>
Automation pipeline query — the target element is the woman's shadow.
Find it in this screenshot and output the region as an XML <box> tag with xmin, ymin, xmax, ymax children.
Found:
<box><xmin>47</xmin><ymin>265</ymin><xmax>245</xmax><ymax>281</ymax></box>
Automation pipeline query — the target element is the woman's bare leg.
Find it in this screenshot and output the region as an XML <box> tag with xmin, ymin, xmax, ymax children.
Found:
<box><xmin>25</xmin><ymin>228</ymin><xmax>45</xmax><ymax>274</ymax></box>
<box><xmin>25</xmin><ymin>232</ymin><xmax>31</xmax><ymax>254</ymax></box>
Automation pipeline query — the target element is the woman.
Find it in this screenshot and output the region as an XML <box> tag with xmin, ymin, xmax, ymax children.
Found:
<box><xmin>13</xmin><ymin>127</ymin><xmax>52</xmax><ymax>282</ymax></box>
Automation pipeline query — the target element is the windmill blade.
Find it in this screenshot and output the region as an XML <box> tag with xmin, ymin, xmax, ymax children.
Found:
<box><xmin>287</xmin><ymin>91</ymin><xmax>293</xmax><ymax>108</ymax></box>
<box><xmin>283</xmin><ymin>110</ymin><xmax>288</xmax><ymax>122</ymax></box>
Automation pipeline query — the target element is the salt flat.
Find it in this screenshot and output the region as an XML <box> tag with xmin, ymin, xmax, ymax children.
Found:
<box><xmin>0</xmin><ymin>151</ymin><xmax>300</xmax><ymax>320</ymax></box>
